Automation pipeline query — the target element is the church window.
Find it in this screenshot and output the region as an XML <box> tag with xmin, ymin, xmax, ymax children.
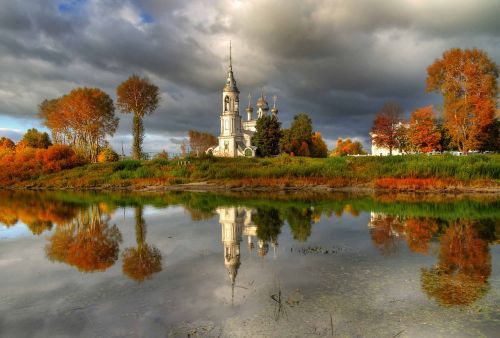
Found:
<box><xmin>245</xmin><ymin>148</ymin><xmax>253</xmax><ymax>157</ymax></box>
<box><xmin>224</xmin><ymin>96</ymin><xmax>229</xmax><ymax>111</ymax></box>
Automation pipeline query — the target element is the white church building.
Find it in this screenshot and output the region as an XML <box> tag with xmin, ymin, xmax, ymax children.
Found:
<box><xmin>207</xmin><ymin>45</ymin><xmax>279</xmax><ymax>158</ymax></box>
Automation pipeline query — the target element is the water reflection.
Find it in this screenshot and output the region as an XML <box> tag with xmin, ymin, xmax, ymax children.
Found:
<box><xmin>0</xmin><ymin>191</ymin><xmax>498</xmax><ymax>310</ymax></box>
<box><xmin>368</xmin><ymin>212</ymin><xmax>495</xmax><ymax>306</ymax></box>
<box><xmin>421</xmin><ymin>220</ymin><xmax>491</xmax><ymax>306</ymax></box>
<box><xmin>45</xmin><ymin>204</ymin><xmax>122</xmax><ymax>272</ymax></box>
<box><xmin>122</xmin><ymin>206</ymin><xmax>162</xmax><ymax>282</ymax></box>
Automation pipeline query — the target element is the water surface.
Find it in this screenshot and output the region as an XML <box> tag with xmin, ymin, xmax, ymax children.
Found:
<box><xmin>0</xmin><ymin>191</ymin><xmax>498</xmax><ymax>337</ymax></box>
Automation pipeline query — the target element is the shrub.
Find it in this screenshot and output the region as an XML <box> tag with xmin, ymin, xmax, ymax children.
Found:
<box><xmin>113</xmin><ymin>160</ymin><xmax>142</xmax><ymax>171</ymax></box>
<box><xmin>97</xmin><ymin>148</ymin><xmax>119</xmax><ymax>163</ymax></box>
<box><xmin>154</xmin><ymin>150</ymin><xmax>169</xmax><ymax>160</ymax></box>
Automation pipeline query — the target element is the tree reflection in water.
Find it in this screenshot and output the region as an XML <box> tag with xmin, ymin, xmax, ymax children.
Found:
<box><xmin>368</xmin><ymin>213</ymin><xmax>495</xmax><ymax>306</ymax></box>
<box><xmin>421</xmin><ymin>220</ymin><xmax>491</xmax><ymax>306</ymax></box>
<box><xmin>0</xmin><ymin>191</ymin><xmax>80</xmax><ymax>235</ymax></box>
<box><xmin>45</xmin><ymin>204</ymin><xmax>122</xmax><ymax>272</ymax></box>
<box><xmin>254</xmin><ymin>206</ymin><xmax>284</xmax><ymax>257</ymax></box>
<box><xmin>368</xmin><ymin>213</ymin><xmax>404</xmax><ymax>256</ymax></box>
<box><xmin>122</xmin><ymin>206</ymin><xmax>162</xmax><ymax>282</ymax></box>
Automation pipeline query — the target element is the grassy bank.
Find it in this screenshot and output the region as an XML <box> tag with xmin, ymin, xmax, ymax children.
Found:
<box><xmin>3</xmin><ymin>154</ymin><xmax>500</xmax><ymax>192</ymax></box>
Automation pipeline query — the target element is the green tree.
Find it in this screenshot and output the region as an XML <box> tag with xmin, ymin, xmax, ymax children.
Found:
<box><xmin>252</xmin><ymin>115</ymin><xmax>282</xmax><ymax>157</ymax></box>
<box><xmin>20</xmin><ymin>128</ymin><xmax>52</xmax><ymax>149</ymax></box>
<box><xmin>479</xmin><ymin>118</ymin><xmax>500</xmax><ymax>152</ymax></box>
<box><xmin>117</xmin><ymin>75</ymin><xmax>160</xmax><ymax>160</ymax></box>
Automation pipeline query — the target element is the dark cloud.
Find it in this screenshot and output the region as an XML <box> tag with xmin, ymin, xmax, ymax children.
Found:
<box><xmin>0</xmin><ymin>0</ymin><xmax>499</xmax><ymax>151</ymax></box>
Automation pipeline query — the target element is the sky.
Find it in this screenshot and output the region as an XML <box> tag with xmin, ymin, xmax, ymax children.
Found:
<box><xmin>1</xmin><ymin>0</ymin><xmax>499</xmax><ymax>154</ymax></box>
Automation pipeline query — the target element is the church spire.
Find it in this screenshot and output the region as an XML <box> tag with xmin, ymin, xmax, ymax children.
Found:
<box><xmin>271</xmin><ymin>95</ymin><xmax>278</xmax><ymax>117</ymax></box>
<box><xmin>224</xmin><ymin>41</ymin><xmax>239</xmax><ymax>93</ymax></box>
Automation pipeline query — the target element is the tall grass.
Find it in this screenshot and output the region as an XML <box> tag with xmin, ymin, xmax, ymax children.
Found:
<box><xmin>4</xmin><ymin>154</ymin><xmax>499</xmax><ymax>189</ymax></box>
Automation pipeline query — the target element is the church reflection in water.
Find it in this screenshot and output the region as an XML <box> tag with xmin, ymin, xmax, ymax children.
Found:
<box><xmin>216</xmin><ymin>206</ymin><xmax>277</xmax><ymax>299</ymax></box>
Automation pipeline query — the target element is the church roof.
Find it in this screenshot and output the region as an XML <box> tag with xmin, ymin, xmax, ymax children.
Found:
<box><xmin>256</xmin><ymin>92</ymin><xmax>269</xmax><ymax>109</ymax></box>
<box><xmin>224</xmin><ymin>68</ymin><xmax>239</xmax><ymax>93</ymax></box>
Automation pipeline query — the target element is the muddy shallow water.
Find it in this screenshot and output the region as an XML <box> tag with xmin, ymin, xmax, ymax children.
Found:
<box><xmin>0</xmin><ymin>191</ymin><xmax>498</xmax><ymax>337</ymax></box>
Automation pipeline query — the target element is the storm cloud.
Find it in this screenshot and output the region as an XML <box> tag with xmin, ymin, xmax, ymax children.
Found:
<box><xmin>0</xmin><ymin>0</ymin><xmax>499</xmax><ymax>153</ymax></box>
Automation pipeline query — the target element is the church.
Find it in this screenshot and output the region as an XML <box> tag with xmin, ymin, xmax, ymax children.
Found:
<box><xmin>207</xmin><ymin>45</ymin><xmax>279</xmax><ymax>158</ymax></box>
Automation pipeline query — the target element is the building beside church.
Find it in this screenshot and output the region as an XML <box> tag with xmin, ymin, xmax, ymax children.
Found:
<box><xmin>207</xmin><ymin>45</ymin><xmax>279</xmax><ymax>158</ymax></box>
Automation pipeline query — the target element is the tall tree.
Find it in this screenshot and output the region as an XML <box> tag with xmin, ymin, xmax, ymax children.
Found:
<box><xmin>188</xmin><ymin>130</ymin><xmax>218</xmax><ymax>156</ymax></box>
<box><xmin>252</xmin><ymin>115</ymin><xmax>282</xmax><ymax>157</ymax></box>
<box><xmin>426</xmin><ymin>48</ymin><xmax>499</xmax><ymax>154</ymax></box>
<box><xmin>280</xmin><ymin>113</ymin><xmax>313</xmax><ymax>156</ymax></box>
<box><xmin>371</xmin><ymin>102</ymin><xmax>405</xmax><ymax>155</ymax></box>
<box><xmin>117</xmin><ymin>75</ymin><xmax>160</xmax><ymax>160</ymax></box>
<box><xmin>408</xmin><ymin>106</ymin><xmax>441</xmax><ymax>153</ymax></box>
<box><xmin>18</xmin><ymin>128</ymin><xmax>52</xmax><ymax>149</ymax></box>
<box><xmin>39</xmin><ymin>88</ymin><xmax>118</xmax><ymax>162</ymax></box>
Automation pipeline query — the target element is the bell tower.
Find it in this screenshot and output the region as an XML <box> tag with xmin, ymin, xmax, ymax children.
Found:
<box><xmin>218</xmin><ymin>42</ymin><xmax>244</xmax><ymax>157</ymax></box>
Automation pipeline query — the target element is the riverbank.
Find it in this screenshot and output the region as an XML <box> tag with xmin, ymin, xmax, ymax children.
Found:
<box><xmin>1</xmin><ymin>154</ymin><xmax>499</xmax><ymax>193</ymax></box>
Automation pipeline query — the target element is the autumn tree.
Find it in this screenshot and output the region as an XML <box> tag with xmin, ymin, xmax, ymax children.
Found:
<box><xmin>371</xmin><ymin>102</ymin><xmax>405</xmax><ymax>155</ymax></box>
<box><xmin>331</xmin><ymin>138</ymin><xmax>366</xmax><ymax>156</ymax></box>
<box><xmin>18</xmin><ymin>128</ymin><xmax>52</xmax><ymax>149</ymax></box>
<box><xmin>0</xmin><ymin>137</ymin><xmax>15</xmax><ymax>151</ymax></box>
<box><xmin>122</xmin><ymin>206</ymin><xmax>162</xmax><ymax>282</ymax></box>
<box><xmin>39</xmin><ymin>88</ymin><xmax>118</xmax><ymax>162</ymax></box>
<box><xmin>310</xmin><ymin>131</ymin><xmax>328</xmax><ymax>158</ymax></box>
<box><xmin>280</xmin><ymin>113</ymin><xmax>313</xmax><ymax>156</ymax></box>
<box><xmin>251</xmin><ymin>115</ymin><xmax>282</xmax><ymax>157</ymax></box>
<box><xmin>426</xmin><ymin>48</ymin><xmax>499</xmax><ymax>154</ymax></box>
<box><xmin>188</xmin><ymin>130</ymin><xmax>218</xmax><ymax>156</ymax></box>
<box><xmin>408</xmin><ymin>106</ymin><xmax>441</xmax><ymax>153</ymax></box>
<box><xmin>117</xmin><ymin>75</ymin><xmax>160</xmax><ymax>160</ymax></box>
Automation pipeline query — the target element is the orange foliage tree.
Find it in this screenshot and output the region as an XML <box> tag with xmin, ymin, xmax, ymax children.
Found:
<box><xmin>408</xmin><ymin>106</ymin><xmax>441</xmax><ymax>153</ymax></box>
<box><xmin>426</xmin><ymin>48</ymin><xmax>499</xmax><ymax>154</ymax></box>
<box><xmin>371</xmin><ymin>102</ymin><xmax>406</xmax><ymax>155</ymax></box>
<box><xmin>0</xmin><ymin>137</ymin><xmax>16</xmax><ymax>151</ymax></box>
<box><xmin>421</xmin><ymin>220</ymin><xmax>491</xmax><ymax>306</ymax></box>
<box><xmin>39</xmin><ymin>87</ymin><xmax>118</xmax><ymax>162</ymax></box>
<box><xmin>310</xmin><ymin>131</ymin><xmax>328</xmax><ymax>158</ymax></box>
<box><xmin>331</xmin><ymin>138</ymin><xmax>366</xmax><ymax>156</ymax></box>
